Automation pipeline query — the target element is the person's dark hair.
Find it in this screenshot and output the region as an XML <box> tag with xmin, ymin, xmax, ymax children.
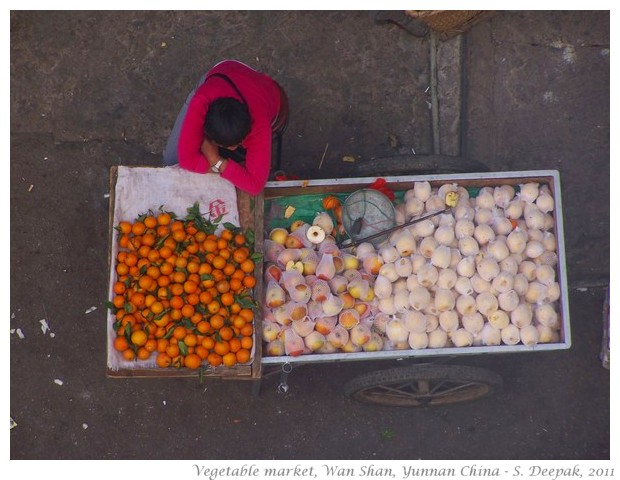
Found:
<box><xmin>204</xmin><ymin>97</ymin><xmax>251</xmax><ymax>147</ymax></box>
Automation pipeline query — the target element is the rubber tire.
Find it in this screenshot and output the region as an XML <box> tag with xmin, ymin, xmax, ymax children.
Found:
<box><xmin>353</xmin><ymin>154</ymin><xmax>490</xmax><ymax>177</ymax></box>
<box><xmin>344</xmin><ymin>364</ymin><xmax>503</xmax><ymax>407</ymax></box>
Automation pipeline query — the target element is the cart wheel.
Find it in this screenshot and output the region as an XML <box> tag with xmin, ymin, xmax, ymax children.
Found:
<box><xmin>353</xmin><ymin>154</ymin><xmax>490</xmax><ymax>177</ymax></box>
<box><xmin>344</xmin><ymin>364</ymin><xmax>502</xmax><ymax>407</ymax></box>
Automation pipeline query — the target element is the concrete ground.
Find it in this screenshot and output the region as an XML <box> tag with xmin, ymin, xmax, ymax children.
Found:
<box><xmin>9</xmin><ymin>10</ymin><xmax>610</xmax><ymax>464</ymax></box>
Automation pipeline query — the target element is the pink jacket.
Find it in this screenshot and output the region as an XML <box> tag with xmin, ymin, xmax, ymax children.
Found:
<box><xmin>178</xmin><ymin>61</ymin><xmax>280</xmax><ymax>195</ymax></box>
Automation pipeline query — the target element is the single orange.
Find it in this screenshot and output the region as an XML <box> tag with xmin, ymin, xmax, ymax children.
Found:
<box><xmin>144</xmin><ymin>294</ymin><xmax>156</xmax><ymax>308</ymax></box>
<box><xmin>122</xmin><ymin>349</ymin><xmax>136</xmax><ymax>361</ymax></box>
<box><xmin>144</xmin><ymin>338</ymin><xmax>158</xmax><ymax>353</ymax></box>
<box><xmin>232</xmin><ymin>247</ymin><xmax>249</xmax><ymax>264</ymax></box>
<box><xmin>157</xmin><ymin>275</ymin><xmax>171</xmax><ymax>288</ymax></box>
<box><xmin>239</xmin><ymin>308</ymin><xmax>254</xmax><ymax>322</ymax></box>
<box><xmin>211</xmin><ymin>255</ymin><xmax>226</xmax><ymax>270</ymax></box>
<box><xmin>198</xmin><ymin>263</ymin><xmax>212</xmax><ymax>276</ymax></box>
<box><xmin>184</xmin><ymin>333</ymin><xmax>198</xmax><ymax>348</ymax></box>
<box><xmin>156</xmin><ymin>338</ymin><xmax>169</xmax><ymax>353</ymax></box>
<box><xmin>207</xmin><ymin>352</ymin><xmax>222</xmax><ymax>367</ymax></box>
<box><xmin>172</xmin><ymin>229</ymin><xmax>186</xmax><ymax>243</ymax></box>
<box><xmin>229</xmin><ymin>278</ymin><xmax>242</xmax><ymax>292</ymax></box>
<box><xmin>170</xmin><ymin>283</ymin><xmax>184</xmax><ymax>296</ymax></box>
<box><xmin>156</xmin><ymin>352</ymin><xmax>172</xmax><ymax>368</ymax></box>
<box><xmin>181</xmin><ymin>304</ymin><xmax>195</xmax><ymax>318</ymax></box>
<box><xmin>137</xmin><ymin>347</ymin><xmax>151</xmax><ymax>360</ymax></box>
<box><xmin>186</xmin><ymin>292</ymin><xmax>200</xmax><ymax>306</ymax></box>
<box><xmin>240</xmin><ymin>324</ymin><xmax>254</xmax><ymax>337</ymax></box>
<box><xmin>157</xmin><ymin>212</ymin><xmax>172</xmax><ymax>226</ymax></box>
<box><xmin>171</xmin><ymin>271</ymin><xmax>186</xmax><ymax>284</ymax></box>
<box><xmin>236</xmin><ymin>348</ymin><xmax>251</xmax><ymax>364</ymax></box>
<box><xmin>232</xmin><ymin>315</ymin><xmax>246</xmax><ymax>330</ymax></box>
<box><xmin>150</xmin><ymin>301</ymin><xmax>165</xmax><ymax>315</ymax></box>
<box><xmin>240</xmin><ymin>336</ymin><xmax>253</xmax><ymax>350</ymax></box>
<box><xmin>185</xmin><ymin>222</ymin><xmax>198</xmax><ymax>235</ymax></box>
<box><xmin>233</xmin><ymin>233</ymin><xmax>246</xmax><ymax>247</ymax></box>
<box><xmin>185</xmin><ymin>242</ymin><xmax>199</xmax><ymax>254</ymax></box>
<box><xmin>113</xmin><ymin>282</ymin><xmax>127</xmax><ymax>295</ymax></box>
<box><xmin>213</xmin><ymin>341</ymin><xmax>230</xmax><ymax>356</ymax></box>
<box><xmin>130</xmin><ymin>292</ymin><xmax>146</xmax><ymax>309</ymax></box>
<box><xmin>195</xmin><ymin>345</ymin><xmax>209</xmax><ymax>360</ymax></box>
<box><xmin>166</xmin><ymin>343</ymin><xmax>180</xmax><ymax>358</ymax></box>
<box><xmin>183</xmin><ymin>280</ymin><xmax>198</xmax><ymax>294</ymax></box>
<box><xmin>112</xmin><ymin>295</ymin><xmax>126</xmax><ymax>309</ymax></box>
<box><xmin>201</xmin><ymin>336</ymin><xmax>216</xmax><ymax>350</ymax></box>
<box><xmin>175</xmin><ymin>256</ymin><xmax>188</xmax><ymax>269</ymax></box>
<box><xmin>138</xmin><ymin>275</ymin><xmax>155</xmax><ymax>292</ymax></box>
<box><xmin>116</xmin><ymin>263</ymin><xmax>129</xmax><ymax>276</ymax></box>
<box><xmin>219</xmin><ymin>326</ymin><xmax>234</xmax><ymax>341</ymax></box>
<box><xmin>141</xmin><ymin>232</ymin><xmax>156</xmax><ymax>247</ymax></box>
<box><xmin>172</xmin><ymin>325</ymin><xmax>187</xmax><ymax>340</ymax></box>
<box><xmin>184</xmin><ymin>353</ymin><xmax>202</xmax><ymax>370</ymax></box>
<box><xmin>228</xmin><ymin>337</ymin><xmax>241</xmax><ymax>353</ymax></box>
<box><xmin>203</xmin><ymin>238</ymin><xmax>218</xmax><ymax>253</ymax></box>
<box><xmin>159</xmin><ymin>262</ymin><xmax>174</xmax><ymax>276</ymax></box>
<box><xmin>137</xmin><ymin>244</ymin><xmax>151</xmax><ymax>259</ymax></box>
<box><xmin>163</xmin><ymin>233</ymin><xmax>177</xmax><ymax>248</ymax></box>
<box><xmin>146</xmin><ymin>265</ymin><xmax>161</xmax><ymax>279</ymax></box>
<box><xmin>231</xmin><ymin>268</ymin><xmax>245</xmax><ymax>280</ymax></box>
<box><xmin>187</xmin><ymin>260</ymin><xmax>200</xmax><ymax>274</ymax></box>
<box><xmin>113</xmin><ymin>336</ymin><xmax>129</xmax><ymax>352</ymax></box>
<box><xmin>156</xmin><ymin>286</ymin><xmax>169</xmax><ymax>299</ymax></box>
<box><xmin>130</xmin><ymin>329</ymin><xmax>148</xmax><ymax>347</ymax></box>
<box><xmin>196</xmin><ymin>320</ymin><xmax>211</xmax><ymax>335</ymax></box>
<box><xmin>242</xmin><ymin>276</ymin><xmax>256</xmax><ymax>289</ymax></box>
<box><xmin>156</xmin><ymin>225</ymin><xmax>170</xmax><ymax>237</ymax></box>
<box><xmin>222</xmin><ymin>352</ymin><xmax>237</xmax><ymax>367</ymax></box>
<box><xmin>147</xmin><ymin>248</ymin><xmax>161</xmax><ymax>263</ymax></box>
<box><xmin>209</xmin><ymin>314</ymin><xmax>225</xmax><ymax>330</ymax></box>
<box><xmin>190</xmin><ymin>312</ymin><xmax>203</xmax><ymax>325</ymax></box>
<box><xmin>240</xmin><ymin>259</ymin><xmax>255</xmax><ymax>273</ymax></box>
<box><xmin>222</xmin><ymin>263</ymin><xmax>236</xmax><ymax>276</ymax></box>
<box><xmin>118</xmin><ymin>221</ymin><xmax>132</xmax><ymax>234</ymax></box>
<box><xmin>170</xmin><ymin>220</ymin><xmax>184</xmax><ymax>232</ymax></box>
<box><xmin>216</xmin><ymin>280</ymin><xmax>230</xmax><ymax>294</ymax></box>
<box><xmin>206</xmin><ymin>300</ymin><xmax>221</xmax><ymax>315</ymax></box>
<box><xmin>118</xmin><ymin>234</ymin><xmax>130</xmax><ymax>249</ymax></box>
<box><xmin>220</xmin><ymin>292</ymin><xmax>234</xmax><ymax>307</ymax></box>
<box><xmin>121</xmin><ymin>313</ymin><xmax>137</xmax><ymax>326</ymax></box>
<box><xmin>131</xmin><ymin>221</ymin><xmax>146</xmax><ymax>236</ymax></box>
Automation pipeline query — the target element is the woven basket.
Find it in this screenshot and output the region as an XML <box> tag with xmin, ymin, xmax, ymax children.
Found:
<box><xmin>405</xmin><ymin>10</ymin><xmax>494</xmax><ymax>38</ymax></box>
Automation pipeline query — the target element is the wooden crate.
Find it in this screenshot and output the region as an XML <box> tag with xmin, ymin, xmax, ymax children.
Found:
<box><xmin>405</xmin><ymin>10</ymin><xmax>496</xmax><ymax>39</ymax></box>
<box><xmin>106</xmin><ymin>166</ymin><xmax>264</xmax><ymax>380</ymax></box>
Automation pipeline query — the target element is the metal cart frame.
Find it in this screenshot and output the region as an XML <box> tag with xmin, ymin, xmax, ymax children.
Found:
<box><xmin>252</xmin><ymin>170</ymin><xmax>571</xmax><ymax>406</ymax></box>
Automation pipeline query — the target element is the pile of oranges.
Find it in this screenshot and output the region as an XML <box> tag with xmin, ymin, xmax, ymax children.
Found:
<box><xmin>109</xmin><ymin>205</ymin><xmax>258</xmax><ymax>370</ymax></box>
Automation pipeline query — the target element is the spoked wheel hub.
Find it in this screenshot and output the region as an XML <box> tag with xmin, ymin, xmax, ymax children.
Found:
<box><xmin>344</xmin><ymin>364</ymin><xmax>502</xmax><ymax>407</ymax></box>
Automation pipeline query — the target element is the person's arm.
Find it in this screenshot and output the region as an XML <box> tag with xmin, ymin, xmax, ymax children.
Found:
<box><xmin>200</xmin><ymin>138</ymin><xmax>228</xmax><ymax>173</ymax></box>
<box><xmin>220</xmin><ymin>125</ymin><xmax>271</xmax><ymax>196</ymax></box>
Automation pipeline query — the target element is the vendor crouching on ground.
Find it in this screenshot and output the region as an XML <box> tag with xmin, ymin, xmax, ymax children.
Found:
<box><xmin>163</xmin><ymin>60</ymin><xmax>288</xmax><ymax>195</ymax></box>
